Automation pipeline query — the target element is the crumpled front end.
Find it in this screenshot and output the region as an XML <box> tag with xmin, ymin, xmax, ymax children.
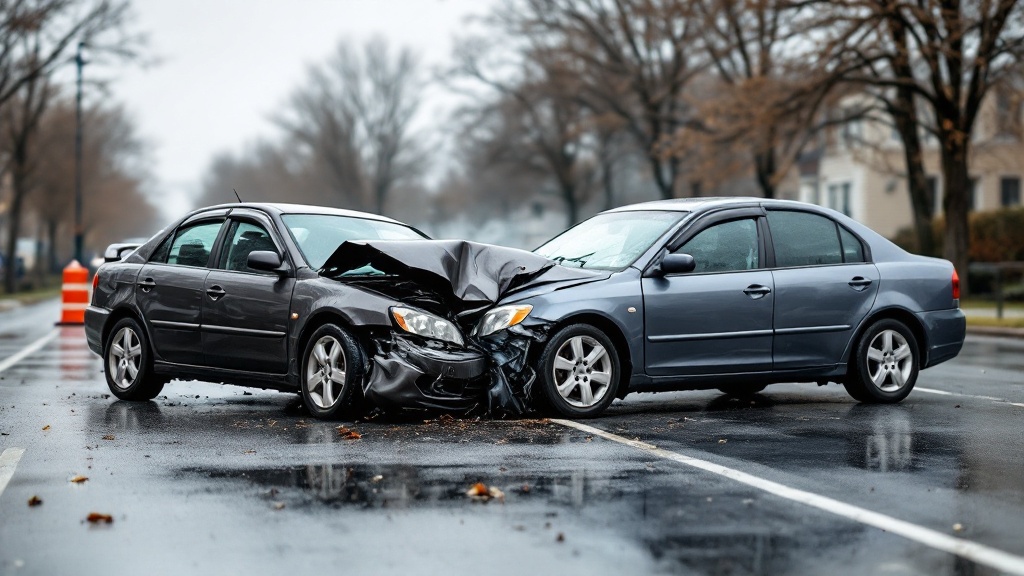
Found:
<box><xmin>362</xmin><ymin>324</ymin><xmax>549</xmax><ymax>417</ymax></box>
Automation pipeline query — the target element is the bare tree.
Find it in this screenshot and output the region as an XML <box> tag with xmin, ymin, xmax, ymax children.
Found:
<box><xmin>499</xmin><ymin>0</ymin><xmax>705</xmax><ymax>199</ymax></box>
<box><xmin>276</xmin><ymin>37</ymin><xmax>424</xmax><ymax>215</ymax></box>
<box><xmin>819</xmin><ymin>0</ymin><xmax>1024</xmax><ymax>288</ymax></box>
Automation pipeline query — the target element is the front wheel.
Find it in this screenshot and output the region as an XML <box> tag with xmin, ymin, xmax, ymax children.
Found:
<box><xmin>300</xmin><ymin>324</ymin><xmax>364</xmax><ymax>420</ymax></box>
<box><xmin>103</xmin><ymin>317</ymin><xmax>165</xmax><ymax>401</ymax></box>
<box><xmin>845</xmin><ymin>319</ymin><xmax>919</xmax><ymax>404</ymax></box>
<box><xmin>535</xmin><ymin>324</ymin><xmax>621</xmax><ymax>418</ymax></box>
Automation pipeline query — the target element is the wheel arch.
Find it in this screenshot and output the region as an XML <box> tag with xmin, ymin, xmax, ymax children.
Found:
<box><xmin>295</xmin><ymin>309</ymin><xmax>374</xmax><ymax>369</ymax></box>
<box><xmin>543</xmin><ymin>312</ymin><xmax>633</xmax><ymax>399</ymax></box>
<box><xmin>847</xmin><ymin>307</ymin><xmax>929</xmax><ymax>368</ymax></box>
<box><xmin>102</xmin><ymin>306</ymin><xmax>150</xmax><ymax>356</ymax></box>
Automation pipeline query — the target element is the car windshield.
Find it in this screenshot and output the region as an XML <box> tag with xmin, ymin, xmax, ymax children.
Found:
<box><xmin>534</xmin><ymin>210</ymin><xmax>687</xmax><ymax>270</ymax></box>
<box><xmin>282</xmin><ymin>214</ymin><xmax>427</xmax><ymax>269</ymax></box>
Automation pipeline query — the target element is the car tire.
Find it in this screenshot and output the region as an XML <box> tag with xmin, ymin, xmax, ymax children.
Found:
<box><xmin>535</xmin><ymin>324</ymin><xmax>621</xmax><ymax>418</ymax></box>
<box><xmin>103</xmin><ymin>317</ymin><xmax>165</xmax><ymax>401</ymax></box>
<box><xmin>717</xmin><ymin>384</ymin><xmax>767</xmax><ymax>397</ymax></box>
<box><xmin>846</xmin><ymin>319</ymin><xmax>920</xmax><ymax>404</ymax></box>
<box><xmin>300</xmin><ymin>324</ymin><xmax>364</xmax><ymax>420</ymax></box>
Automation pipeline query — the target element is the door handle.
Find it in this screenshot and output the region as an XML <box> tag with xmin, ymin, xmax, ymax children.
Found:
<box><xmin>848</xmin><ymin>276</ymin><xmax>873</xmax><ymax>291</ymax></box>
<box><xmin>138</xmin><ymin>278</ymin><xmax>156</xmax><ymax>292</ymax></box>
<box><xmin>206</xmin><ymin>285</ymin><xmax>226</xmax><ymax>300</ymax></box>
<box><xmin>743</xmin><ymin>284</ymin><xmax>772</xmax><ymax>299</ymax></box>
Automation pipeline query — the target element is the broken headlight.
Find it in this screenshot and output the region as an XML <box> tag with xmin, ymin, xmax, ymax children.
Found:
<box><xmin>474</xmin><ymin>304</ymin><xmax>533</xmax><ymax>337</ymax></box>
<box><xmin>391</xmin><ymin>306</ymin><xmax>465</xmax><ymax>346</ymax></box>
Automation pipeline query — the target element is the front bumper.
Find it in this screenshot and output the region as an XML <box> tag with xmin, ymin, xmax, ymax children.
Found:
<box><xmin>363</xmin><ymin>330</ymin><xmax>539</xmax><ymax>415</ymax></box>
<box><xmin>917</xmin><ymin>308</ymin><xmax>966</xmax><ymax>368</ymax></box>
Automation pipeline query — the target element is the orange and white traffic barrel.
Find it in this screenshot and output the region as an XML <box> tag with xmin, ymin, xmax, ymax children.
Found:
<box><xmin>58</xmin><ymin>260</ymin><xmax>89</xmax><ymax>325</ymax></box>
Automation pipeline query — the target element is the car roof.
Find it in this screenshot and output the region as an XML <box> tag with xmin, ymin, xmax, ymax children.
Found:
<box><xmin>197</xmin><ymin>202</ymin><xmax>406</xmax><ymax>225</ymax></box>
<box><xmin>605</xmin><ymin>196</ymin><xmax>836</xmax><ymax>215</ymax></box>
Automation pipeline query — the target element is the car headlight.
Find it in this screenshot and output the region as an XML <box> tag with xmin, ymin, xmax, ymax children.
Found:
<box><xmin>391</xmin><ymin>306</ymin><xmax>465</xmax><ymax>346</ymax></box>
<box><xmin>475</xmin><ymin>304</ymin><xmax>533</xmax><ymax>337</ymax></box>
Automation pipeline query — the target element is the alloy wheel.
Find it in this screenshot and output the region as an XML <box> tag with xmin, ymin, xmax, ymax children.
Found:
<box><xmin>107</xmin><ymin>326</ymin><xmax>142</xmax><ymax>390</ymax></box>
<box><xmin>552</xmin><ymin>335</ymin><xmax>613</xmax><ymax>408</ymax></box>
<box><xmin>866</xmin><ymin>329</ymin><xmax>914</xmax><ymax>392</ymax></box>
<box><xmin>305</xmin><ymin>335</ymin><xmax>347</xmax><ymax>409</ymax></box>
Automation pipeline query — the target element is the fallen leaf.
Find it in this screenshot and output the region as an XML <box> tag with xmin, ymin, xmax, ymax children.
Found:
<box><xmin>466</xmin><ymin>482</ymin><xmax>505</xmax><ymax>503</ymax></box>
<box><xmin>102</xmin><ymin>435</ymin><xmax>115</xmax><ymax>441</ymax></box>
<box><xmin>85</xmin><ymin>512</ymin><xmax>113</xmax><ymax>524</ymax></box>
<box><xmin>520</xmin><ymin>484</ymin><xmax>531</xmax><ymax>494</ymax></box>
<box><xmin>69</xmin><ymin>475</ymin><xmax>89</xmax><ymax>484</ymax></box>
<box><xmin>27</xmin><ymin>496</ymin><xmax>42</xmax><ymax>507</ymax></box>
<box><xmin>42</xmin><ymin>425</ymin><xmax>50</xmax><ymax>431</ymax></box>
<box><xmin>336</xmin><ymin>425</ymin><xmax>362</xmax><ymax>440</ymax></box>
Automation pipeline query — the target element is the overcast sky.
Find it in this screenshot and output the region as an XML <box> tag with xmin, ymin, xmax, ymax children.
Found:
<box><xmin>104</xmin><ymin>0</ymin><xmax>493</xmax><ymax>220</ymax></box>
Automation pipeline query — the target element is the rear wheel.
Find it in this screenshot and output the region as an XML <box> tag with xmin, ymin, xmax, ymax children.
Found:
<box><xmin>300</xmin><ymin>324</ymin><xmax>364</xmax><ymax>420</ymax></box>
<box><xmin>845</xmin><ymin>319</ymin><xmax>919</xmax><ymax>404</ymax></box>
<box><xmin>103</xmin><ymin>317</ymin><xmax>165</xmax><ymax>401</ymax></box>
<box><xmin>535</xmin><ymin>324</ymin><xmax>620</xmax><ymax>418</ymax></box>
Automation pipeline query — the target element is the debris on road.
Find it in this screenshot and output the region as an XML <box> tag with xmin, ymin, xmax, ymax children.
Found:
<box><xmin>69</xmin><ymin>475</ymin><xmax>89</xmax><ymax>483</ymax></box>
<box><xmin>102</xmin><ymin>434</ymin><xmax>115</xmax><ymax>441</ymax></box>
<box><xmin>42</xmin><ymin>425</ymin><xmax>50</xmax><ymax>431</ymax></box>
<box><xmin>718</xmin><ymin>439</ymin><xmax>728</xmax><ymax>444</ymax></box>
<box><xmin>27</xmin><ymin>496</ymin><xmax>42</xmax><ymax>507</ymax></box>
<box><xmin>272</xmin><ymin>502</ymin><xmax>286</xmax><ymax>510</ymax></box>
<box><xmin>953</xmin><ymin>523</ymin><xmax>964</xmax><ymax>532</ymax></box>
<box><xmin>555</xmin><ymin>533</ymin><xmax>565</xmax><ymax>542</ymax></box>
<box><xmin>85</xmin><ymin>513</ymin><xmax>113</xmax><ymax>524</ymax></box>
<box><xmin>466</xmin><ymin>482</ymin><xmax>504</xmax><ymax>502</ymax></box>
<box><xmin>336</xmin><ymin>426</ymin><xmax>362</xmax><ymax>439</ymax></box>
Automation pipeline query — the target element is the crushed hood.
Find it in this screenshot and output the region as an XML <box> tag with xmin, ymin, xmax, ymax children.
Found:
<box><xmin>320</xmin><ymin>239</ymin><xmax>606</xmax><ymax>317</ymax></box>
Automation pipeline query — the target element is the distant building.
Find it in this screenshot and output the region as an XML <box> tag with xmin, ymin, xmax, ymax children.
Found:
<box><xmin>799</xmin><ymin>87</ymin><xmax>1024</xmax><ymax>239</ymax></box>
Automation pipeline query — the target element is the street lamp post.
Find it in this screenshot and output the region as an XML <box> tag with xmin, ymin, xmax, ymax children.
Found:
<box><xmin>74</xmin><ymin>42</ymin><xmax>86</xmax><ymax>265</ymax></box>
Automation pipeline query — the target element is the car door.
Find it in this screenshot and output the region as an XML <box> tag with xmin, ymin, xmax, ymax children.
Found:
<box><xmin>201</xmin><ymin>216</ymin><xmax>295</xmax><ymax>374</ymax></box>
<box><xmin>137</xmin><ymin>218</ymin><xmax>225</xmax><ymax>365</ymax></box>
<box><xmin>766</xmin><ymin>210</ymin><xmax>880</xmax><ymax>369</ymax></box>
<box><xmin>642</xmin><ymin>215</ymin><xmax>774</xmax><ymax>376</ymax></box>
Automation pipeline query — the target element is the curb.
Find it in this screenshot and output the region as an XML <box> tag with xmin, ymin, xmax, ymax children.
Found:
<box><xmin>966</xmin><ymin>326</ymin><xmax>1024</xmax><ymax>339</ymax></box>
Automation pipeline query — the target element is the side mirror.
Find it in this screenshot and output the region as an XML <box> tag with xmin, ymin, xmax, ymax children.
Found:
<box><xmin>660</xmin><ymin>253</ymin><xmax>696</xmax><ymax>275</ymax></box>
<box><xmin>247</xmin><ymin>250</ymin><xmax>284</xmax><ymax>272</ymax></box>
<box><xmin>103</xmin><ymin>243</ymin><xmax>141</xmax><ymax>263</ymax></box>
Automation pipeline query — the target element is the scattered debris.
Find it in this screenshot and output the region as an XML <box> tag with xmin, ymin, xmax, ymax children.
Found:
<box><xmin>555</xmin><ymin>532</ymin><xmax>565</xmax><ymax>543</ymax></box>
<box><xmin>69</xmin><ymin>475</ymin><xmax>89</xmax><ymax>484</ymax></box>
<box><xmin>42</xmin><ymin>425</ymin><xmax>50</xmax><ymax>431</ymax></box>
<box><xmin>85</xmin><ymin>512</ymin><xmax>113</xmax><ymax>524</ymax></box>
<box><xmin>336</xmin><ymin>426</ymin><xmax>362</xmax><ymax>440</ymax></box>
<box><xmin>242</xmin><ymin>391</ymin><xmax>252</xmax><ymax>396</ymax></box>
<box><xmin>954</xmin><ymin>404</ymin><xmax>961</xmax><ymax>409</ymax></box>
<box><xmin>271</xmin><ymin>502</ymin><xmax>286</xmax><ymax>510</ymax></box>
<box><xmin>102</xmin><ymin>434</ymin><xmax>115</xmax><ymax>441</ymax></box>
<box><xmin>520</xmin><ymin>484</ymin><xmax>531</xmax><ymax>494</ymax></box>
<box><xmin>371</xmin><ymin>475</ymin><xmax>384</xmax><ymax>483</ymax></box>
<box><xmin>242</xmin><ymin>450</ymin><xmax>256</xmax><ymax>454</ymax></box>
<box><xmin>718</xmin><ymin>439</ymin><xmax>728</xmax><ymax>444</ymax></box>
<box><xmin>953</xmin><ymin>523</ymin><xmax>964</xmax><ymax>532</ymax></box>
<box><xmin>466</xmin><ymin>482</ymin><xmax>505</xmax><ymax>503</ymax></box>
<box><xmin>27</xmin><ymin>495</ymin><xmax>42</xmax><ymax>507</ymax></box>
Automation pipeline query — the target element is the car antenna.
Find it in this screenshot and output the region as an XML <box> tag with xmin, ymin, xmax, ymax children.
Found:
<box><xmin>232</xmin><ymin>188</ymin><xmax>243</xmax><ymax>203</ymax></box>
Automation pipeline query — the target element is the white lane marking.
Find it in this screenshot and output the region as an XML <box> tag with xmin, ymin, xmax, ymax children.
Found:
<box><xmin>553</xmin><ymin>419</ymin><xmax>1024</xmax><ymax>575</ymax></box>
<box><xmin>0</xmin><ymin>329</ymin><xmax>58</xmax><ymax>375</ymax></box>
<box><xmin>0</xmin><ymin>448</ymin><xmax>26</xmax><ymax>499</ymax></box>
<box><xmin>917</xmin><ymin>387</ymin><xmax>1024</xmax><ymax>408</ymax></box>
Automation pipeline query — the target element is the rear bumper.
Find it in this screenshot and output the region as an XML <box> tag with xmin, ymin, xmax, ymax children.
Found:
<box><xmin>84</xmin><ymin>306</ymin><xmax>109</xmax><ymax>356</ymax></box>
<box><xmin>917</xmin><ymin>308</ymin><xmax>966</xmax><ymax>368</ymax></box>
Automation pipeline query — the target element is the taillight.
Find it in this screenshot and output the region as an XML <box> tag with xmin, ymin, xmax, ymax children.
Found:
<box><xmin>91</xmin><ymin>270</ymin><xmax>100</xmax><ymax>303</ymax></box>
<box><xmin>952</xmin><ymin>268</ymin><xmax>960</xmax><ymax>300</ymax></box>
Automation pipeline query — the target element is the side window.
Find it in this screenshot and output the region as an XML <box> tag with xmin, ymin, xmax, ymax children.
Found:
<box><xmin>167</xmin><ymin>221</ymin><xmax>223</xmax><ymax>267</ymax></box>
<box><xmin>838</xmin><ymin>226</ymin><xmax>866</xmax><ymax>263</ymax></box>
<box><xmin>676</xmin><ymin>218</ymin><xmax>759</xmax><ymax>273</ymax></box>
<box><xmin>149</xmin><ymin>234</ymin><xmax>172</xmax><ymax>263</ymax></box>
<box><xmin>221</xmin><ymin>221</ymin><xmax>278</xmax><ymax>273</ymax></box>
<box><xmin>767</xmin><ymin>211</ymin><xmax>843</xmax><ymax>267</ymax></box>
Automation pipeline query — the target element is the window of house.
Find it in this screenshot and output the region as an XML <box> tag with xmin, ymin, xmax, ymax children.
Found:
<box><xmin>1002</xmin><ymin>177</ymin><xmax>1021</xmax><ymax>207</ymax></box>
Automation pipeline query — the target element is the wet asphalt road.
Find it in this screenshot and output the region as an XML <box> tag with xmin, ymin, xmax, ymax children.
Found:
<box><xmin>1</xmin><ymin>300</ymin><xmax>1023</xmax><ymax>575</ymax></box>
